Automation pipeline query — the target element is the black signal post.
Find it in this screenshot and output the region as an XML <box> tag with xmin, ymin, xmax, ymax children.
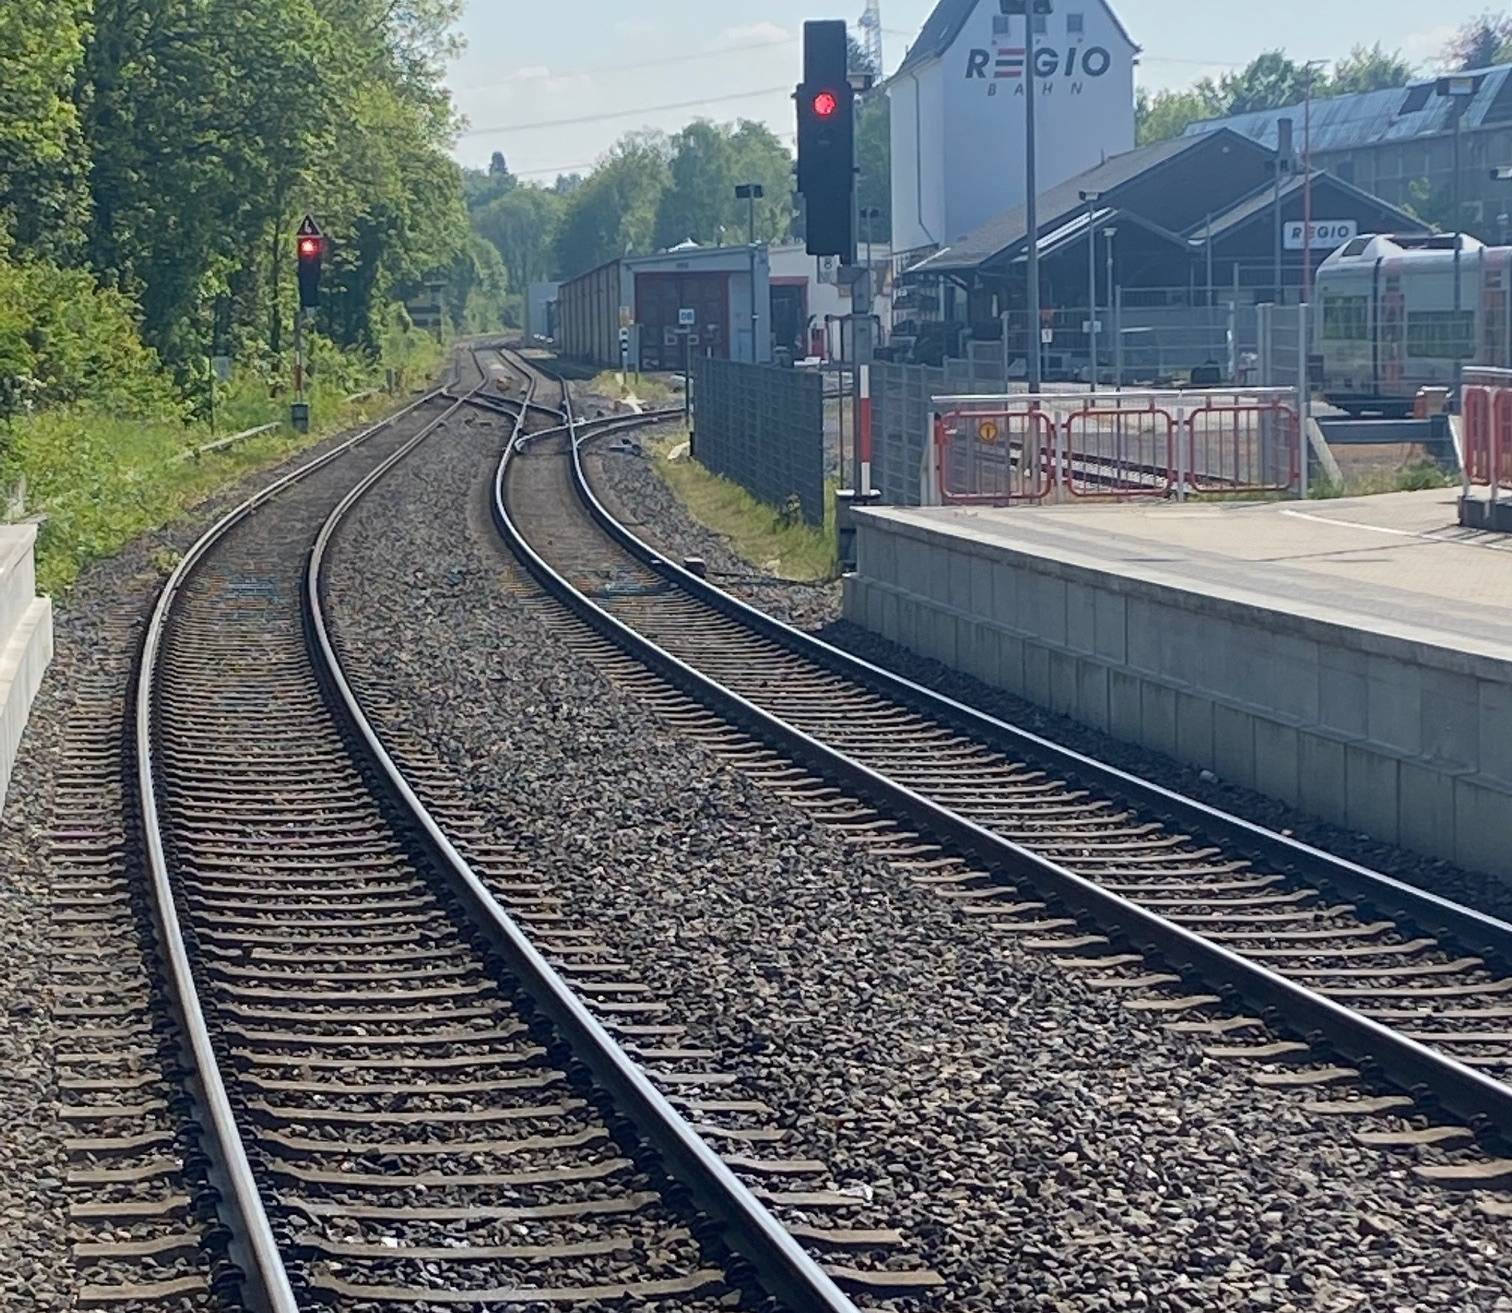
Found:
<box><xmin>292</xmin><ymin>215</ymin><xmax>323</xmax><ymax>433</ymax></box>
<box><xmin>296</xmin><ymin>217</ymin><xmax>324</xmax><ymax>311</ymax></box>
<box><xmin>796</xmin><ymin>20</ymin><xmax>855</xmax><ymax>263</ymax></box>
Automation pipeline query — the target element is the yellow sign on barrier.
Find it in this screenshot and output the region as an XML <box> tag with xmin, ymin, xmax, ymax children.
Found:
<box><xmin>978</xmin><ymin>419</ymin><xmax>1000</xmax><ymax>444</ymax></box>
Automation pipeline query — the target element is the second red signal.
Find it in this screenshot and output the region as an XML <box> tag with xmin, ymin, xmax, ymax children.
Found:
<box><xmin>812</xmin><ymin>91</ymin><xmax>839</xmax><ymax>118</ymax></box>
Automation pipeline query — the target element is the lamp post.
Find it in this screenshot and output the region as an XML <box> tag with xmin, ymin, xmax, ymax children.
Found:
<box><xmin>1301</xmin><ymin>62</ymin><xmax>1326</xmax><ymax>305</ymax></box>
<box><xmin>735</xmin><ymin>182</ymin><xmax>765</xmax><ymax>362</ymax></box>
<box><xmin>1439</xmin><ymin>76</ymin><xmax>1476</xmax><ymax>383</ymax></box>
<box><xmin>1004</xmin><ymin>0</ymin><xmax>1052</xmax><ymax>395</ymax></box>
<box><xmin>1104</xmin><ymin>224</ymin><xmax>1118</xmax><ymax>388</ymax></box>
<box><xmin>1079</xmin><ymin>189</ymin><xmax>1102</xmax><ymax>391</ymax></box>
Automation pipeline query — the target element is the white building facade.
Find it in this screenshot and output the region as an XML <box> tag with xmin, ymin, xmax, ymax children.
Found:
<box><xmin>888</xmin><ymin>0</ymin><xmax>1138</xmax><ymax>258</ymax></box>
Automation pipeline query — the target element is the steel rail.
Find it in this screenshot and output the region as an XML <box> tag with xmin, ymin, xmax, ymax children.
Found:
<box><xmin>495</xmin><ymin>351</ymin><xmax>1512</xmax><ymax>1147</ymax></box>
<box><xmin>134</xmin><ymin>381</ymin><xmax>454</xmax><ymax>1313</ymax></box>
<box><xmin>568</xmin><ymin>428</ymin><xmax>1512</xmax><ymax>968</ymax></box>
<box><xmin>469</xmin><ymin>357</ymin><xmax>863</xmax><ymax>1313</ymax></box>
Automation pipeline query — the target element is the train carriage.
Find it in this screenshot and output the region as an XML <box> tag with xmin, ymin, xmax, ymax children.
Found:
<box><xmin>1316</xmin><ymin>233</ymin><xmax>1512</xmax><ymax>416</ymax></box>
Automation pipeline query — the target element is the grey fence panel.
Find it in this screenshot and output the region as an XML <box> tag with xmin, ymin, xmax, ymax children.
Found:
<box><xmin>694</xmin><ymin>358</ymin><xmax>825</xmax><ymax>525</ymax></box>
<box><xmin>872</xmin><ymin>361</ymin><xmax>944</xmax><ymax>506</ymax></box>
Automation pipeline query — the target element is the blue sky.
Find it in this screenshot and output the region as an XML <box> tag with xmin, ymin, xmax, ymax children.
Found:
<box><xmin>447</xmin><ymin>0</ymin><xmax>1490</xmax><ymax>176</ymax></box>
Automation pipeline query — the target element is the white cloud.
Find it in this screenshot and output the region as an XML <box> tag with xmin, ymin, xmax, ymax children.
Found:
<box><xmin>1401</xmin><ymin>24</ymin><xmax>1457</xmax><ymax>71</ymax></box>
<box><xmin>716</xmin><ymin>22</ymin><xmax>791</xmax><ymax>47</ymax></box>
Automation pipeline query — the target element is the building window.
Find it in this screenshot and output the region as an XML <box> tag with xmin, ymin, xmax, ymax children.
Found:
<box><xmin>1406</xmin><ymin>309</ymin><xmax>1476</xmax><ymax>359</ymax></box>
<box><xmin>1033</xmin><ymin>13</ymin><xmax>1048</xmax><ymax>33</ymax></box>
<box><xmin>1323</xmin><ymin>295</ymin><xmax>1369</xmax><ymax>341</ymax></box>
<box><xmin>992</xmin><ymin>14</ymin><xmax>1010</xmax><ymax>34</ymax></box>
<box><xmin>1066</xmin><ymin>11</ymin><xmax>1085</xmax><ymax>33</ymax></box>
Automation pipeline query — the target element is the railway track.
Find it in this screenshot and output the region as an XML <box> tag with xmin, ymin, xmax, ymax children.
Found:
<box><xmin>123</xmin><ymin>346</ymin><xmax>859</xmax><ymax>1311</ymax></box>
<box><xmin>494</xmin><ymin>348</ymin><xmax>1512</xmax><ymax>1197</ymax></box>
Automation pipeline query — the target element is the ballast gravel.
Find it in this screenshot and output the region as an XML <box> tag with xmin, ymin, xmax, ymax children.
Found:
<box><xmin>326</xmin><ymin>418</ymin><xmax>1512</xmax><ymax>1313</ymax></box>
<box><xmin>0</xmin><ymin>410</ymin><xmax>433</xmax><ymax>1312</ymax></box>
<box><xmin>585</xmin><ymin>433</ymin><xmax>1512</xmax><ymax>929</ymax></box>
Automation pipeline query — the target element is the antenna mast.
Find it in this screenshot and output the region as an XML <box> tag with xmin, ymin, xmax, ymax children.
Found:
<box><xmin>857</xmin><ymin>0</ymin><xmax>884</xmax><ymax>74</ymax></box>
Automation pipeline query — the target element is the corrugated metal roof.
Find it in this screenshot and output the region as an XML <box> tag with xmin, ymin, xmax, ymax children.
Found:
<box><xmin>894</xmin><ymin>0</ymin><xmax>1138</xmax><ymax>79</ymax></box>
<box><xmin>1184</xmin><ymin>63</ymin><xmax>1512</xmax><ymax>155</ymax></box>
<box><xmin>910</xmin><ymin>131</ymin><xmax>1237</xmax><ymax>272</ymax></box>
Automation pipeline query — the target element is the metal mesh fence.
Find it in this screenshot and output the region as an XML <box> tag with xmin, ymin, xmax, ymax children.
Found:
<box><xmin>693</xmin><ymin>358</ymin><xmax>826</xmax><ymax>526</ymax></box>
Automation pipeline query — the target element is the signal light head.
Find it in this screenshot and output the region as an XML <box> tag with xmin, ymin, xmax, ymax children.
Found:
<box><xmin>812</xmin><ymin>90</ymin><xmax>839</xmax><ymax>118</ymax></box>
<box><xmin>298</xmin><ymin>237</ymin><xmax>321</xmax><ymax>258</ymax></box>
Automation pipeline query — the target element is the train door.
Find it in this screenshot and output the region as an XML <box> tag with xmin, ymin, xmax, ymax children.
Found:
<box><xmin>1481</xmin><ymin>246</ymin><xmax>1512</xmax><ymax>368</ymax></box>
<box><xmin>1378</xmin><ymin>263</ymin><xmax>1406</xmax><ymax>402</ymax></box>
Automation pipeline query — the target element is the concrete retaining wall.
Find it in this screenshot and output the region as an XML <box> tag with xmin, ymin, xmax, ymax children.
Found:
<box><xmin>844</xmin><ymin>510</ymin><xmax>1512</xmax><ymax>881</ymax></box>
<box><xmin>0</xmin><ymin>526</ymin><xmax>52</xmax><ymax>813</ymax></box>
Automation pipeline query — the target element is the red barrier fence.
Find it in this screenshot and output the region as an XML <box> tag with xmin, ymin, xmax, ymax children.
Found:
<box><xmin>1462</xmin><ymin>370</ymin><xmax>1512</xmax><ymax>495</ymax></box>
<box><xmin>933</xmin><ymin>390</ymin><xmax>1300</xmax><ymax>506</ymax></box>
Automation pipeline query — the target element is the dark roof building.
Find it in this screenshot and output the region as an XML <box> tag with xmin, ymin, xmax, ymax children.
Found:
<box><xmin>905</xmin><ymin>127</ymin><xmax>1424</xmax><ymax>296</ymax></box>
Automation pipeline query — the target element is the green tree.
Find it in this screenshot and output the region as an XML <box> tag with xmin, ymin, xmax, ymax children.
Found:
<box><xmin>552</xmin><ymin>133</ymin><xmax>670</xmax><ymax>275</ymax></box>
<box><xmin>655</xmin><ymin>121</ymin><xmax>737</xmax><ymax>247</ymax></box>
<box><xmin>474</xmin><ymin>183</ymin><xmax>565</xmax><ymax>293</ymax></box>
<box><xmin>853</xmin><ymin>93</ymin><xmax>891</xmax><ymax>243</ymax></box>
<box><xmin>726</xmin><ymin>121</ymin><xmax>795</xmax><ymax>242</ymax></box>
<box><xmin>0</xmin><ymin>0</ymin><xmax>88</xmax><ymax>249</ymax></box>
<box><xmin>1328</xmin><ymin>43</ymin><xmax>1416</xmax><ymax>95</ymax></box>
<box><xmin>1214</xmin><ymin>50</ymin><xmax>1315</xmax><ymax>115</ymax></box>
<box><xmin>1135</xmin><ymin>85</ymin><xmax>1220</xmax><ymax>145</ymax></box>
<box><xmin>1445</xmin><ymin>12</ymin><xmax>1512</xmax><ymax>70</ymax></box>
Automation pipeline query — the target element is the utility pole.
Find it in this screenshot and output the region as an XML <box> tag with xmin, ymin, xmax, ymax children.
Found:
<box><xmin>735</xmin><ymin>183</ymin><xmax>765</xmax><ymax>363</ymax></box>
<box><xmin>1007</xmin><ymin>0</ymin><xmax>1051</xmax><ymax>394</ymax></box>
<box><xmin>1300</xmin><ymin>62</ymin><xmax>1326</xmax><ymax>305</ymax></box>
<box><xmin>1079</xmin><ymin>189</ymin><xmax>1102</xmax><ymax>390</ymax></box>
<box><xmin>1104</xmin><ymin>224</ymin><xmax>1117</xmax><ymax>387</ymax></box>
<box><xmin>1440</xmin><ymin>75</ymin><xmax>1476</xmax><ymax>384</ymax></box>
<box><xmin>1274</xmin><ymin>118</ymin><xmax>1292</xmax><ymax>303</ymax></box>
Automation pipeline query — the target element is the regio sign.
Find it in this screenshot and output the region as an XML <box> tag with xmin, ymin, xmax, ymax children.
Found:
<box><xmin>1284</xmin><ymin>220</ymin><xmax>1357</xmax><ymax>251</ymax></box>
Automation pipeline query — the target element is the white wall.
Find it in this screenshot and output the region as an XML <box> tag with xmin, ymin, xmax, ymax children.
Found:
<box><xmin>890</xmin><ymin>66</ymin><xmax>949</xmax><ymax>255</ymax></box>
<box><xmin>891</xmin><ymin>0</ymin><xmax>1136</xmax><ymax>251</ymax></box>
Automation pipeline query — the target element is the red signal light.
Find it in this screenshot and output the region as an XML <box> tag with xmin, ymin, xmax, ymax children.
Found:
<box><xmin>812</xmin><ymin>90</ymin><xmax>839</xmax><ymax>118</ymax></box>
<box><xmin>298</xmin><ymin>237</ymin><xmax>321</xmax><ymax>258</ymax></box>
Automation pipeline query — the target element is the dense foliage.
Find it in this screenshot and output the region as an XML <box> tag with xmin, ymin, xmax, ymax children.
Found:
<box><xmin>1136</xmin><ymin>46</ymin><xmax>1419</xmax><ymax>146</ymax></box>
<box><xmin>0</xmin><ymin>0</ymin><xmax>490</xmax><ymax>376</ymax></box>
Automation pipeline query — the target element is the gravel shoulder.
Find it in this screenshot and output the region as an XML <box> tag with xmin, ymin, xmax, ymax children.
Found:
<box><xmin>0</xmin><ymin>404</ymin><xmax>431</xmax><ymax>1310</ymax></box>
<box><xmin>326</xmin><ymin>414</ymin><xmax>1512</xmax><ymax>1312</ymax></box>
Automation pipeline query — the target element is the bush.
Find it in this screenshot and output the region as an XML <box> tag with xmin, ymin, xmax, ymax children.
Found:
<box><xmin>0</xmin><ymin>257</ymin><xmax>181</xmax><ymax>421</ymax></box>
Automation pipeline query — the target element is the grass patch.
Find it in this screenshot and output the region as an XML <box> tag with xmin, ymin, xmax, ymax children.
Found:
<box><xmin>7</xmin><ymin>333</ymin><xmax>445</xmax><ymax>596</ymax></box>
<box><xmin>588</xmin><ymin>370</ymin><xmax>681</xmax><ymax>406</ymax></box>
<box><xmin>650</xmin><ymin>427</ymin><xmax>837</xmax><ymax>581</ymax></box>
<box><xmin>1308</xmin><ymin>457</ymin><xmax>1457</xmax><ymax>500</ymax></box>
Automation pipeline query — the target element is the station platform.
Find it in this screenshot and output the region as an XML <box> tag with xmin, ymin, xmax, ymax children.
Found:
<box><xmin>844</xmin><ymin>490</ymin><xmax>1512</xmax><ymax>879</ymax></box>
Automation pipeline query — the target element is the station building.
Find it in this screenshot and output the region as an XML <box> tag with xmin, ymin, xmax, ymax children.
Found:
<box><xmin>887</xmin><ymin>0</ymin><xmax>1139</xmax><ymax>263</ymax></box>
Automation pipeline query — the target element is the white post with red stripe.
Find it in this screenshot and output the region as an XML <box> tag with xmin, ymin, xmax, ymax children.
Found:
<box><xmin>858</xmin><ymin>364</ymin><xmax>873</xmax><ymax>495</ymax></box>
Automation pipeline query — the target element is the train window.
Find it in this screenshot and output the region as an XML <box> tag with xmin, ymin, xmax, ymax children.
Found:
<box><xmin>1323</xmin><ymin>295</ymin><xmax>1369</xmax><ymax>340</ymax></box>
<box><xmin>1406</xmin><ymin>310</ymin><xmax>1476</xmax><ymax>359</ymax></box>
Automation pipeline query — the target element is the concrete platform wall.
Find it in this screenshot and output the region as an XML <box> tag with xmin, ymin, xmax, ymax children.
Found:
<box><xmin>844</xmin><ymin>512</ymin><xmax>1512</xmax><ymax>881</ymax></box>
<box><xmin>0</xmin><ymin>526</ymin><xmax>52</xmax><ymax>813</ymax></box>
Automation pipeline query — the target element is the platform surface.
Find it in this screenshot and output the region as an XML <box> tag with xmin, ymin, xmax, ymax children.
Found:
<box><xmin>866</xmin><ymin>490</ymin><xmax>1512</xmax><ymax>666</ymax></box>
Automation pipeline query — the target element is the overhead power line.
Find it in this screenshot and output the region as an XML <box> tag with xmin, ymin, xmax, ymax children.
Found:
<box><xmin>452</xmin><ymin>36</ymin><xmax>798</xmax><ymax>94</ymax></box>
<box><xmin>459</xmin><ymin>86</ymin><xmax>792</xmax><ymax>138</ymax></box>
